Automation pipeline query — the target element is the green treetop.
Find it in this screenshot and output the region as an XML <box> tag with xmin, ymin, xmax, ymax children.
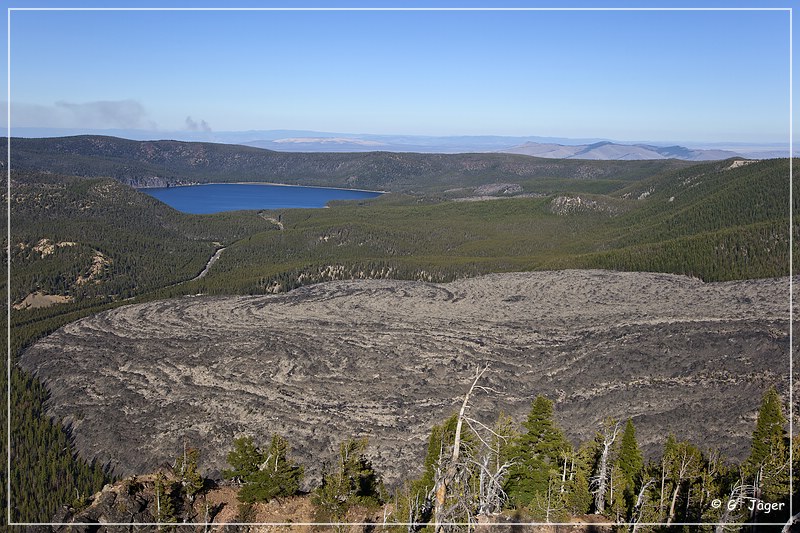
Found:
<box><xmin>223</xmin><ymin>434</ymin><xmax>303</xmax><ymax>504</ymax></box>
<box><xmin>747</xmin><ymin>386</ymin><xmax>790</xmax><ymax>507</ymax></box>
<box><xmin>505</xmin><ymin>395</ymin><xmax>572</xmax><ymax>507</ymax></box>
<box><xmin>748</xmin><ymin>386</ymin><xmax>787</xmax><ymax>470</ymax></box>
<box><xmin>616</xmin><ymin>418</ymin><xmax>644</xmax><ymax>517</ymax></box>
<box><xmin>617</xmin><ymin>419</ymin><xmax>643</xmax><ymax>486</ymax></box>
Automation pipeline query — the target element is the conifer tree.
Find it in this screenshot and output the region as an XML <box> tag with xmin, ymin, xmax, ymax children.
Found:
<box><xmin>616</xmin><ymin>418</ymin><xmax>644</xmax><ymax>517</ymax></box>
<box><xmin>223</xmin><ymin>434</ymin><xmax>303</xmax><ymax>504</ymax></box>
<box><xmin>240</xmin><ymin>434</ymin><xmax>304</xmax><ymax>504</ymax></box>
<box><xmin>564</xmin><ymin>449</ymin><xmax>593</xmax><ymax>517</ymax></box>
<box><xmin>490</xmin><ymin>411</ymin><xmax>517</xmax><ymax>476</ymax></box>
<box><xmin>746</xmin><ymin>386</ymin><xmax>789</xmax><ymax>508</ymax></box>
<box><xmin>607</xmin><ymin>462</ymin><xmax>627</xmax><ymax>522</ymax></box>
<box><xmin>528</xmin><ymin>470</ymin><xmax>570</xmax><ymax>523</ymax></box>
<box><xmin>154</xmin><ymin>471</ymin><xmax>176</xmax><ymax>527</ymax></box>
<box><xmin>411</xmin><ymin>413</ymin><xmax>479</xmax><ymax>503</ymax></box>
<box><xmin>697</xmin><ymin>449</ymin><xmax>731</xmax><ymax>524</ymax></box>
<box><xmin>617</xmin><ymin>419</ymin><xmax>643</xmax><ymax>487</ymax></box>
<box><xmin>313</xmin><ymin>437</ymin><xmax>384</xmax><ymax>520</ymax></box>
<box><xmin>505</xmin><ymin>395</ymin><xmax>571</xmax><ymax>507</ymax></box>
<box><xmin>415</xmin><ymin>415</ymin><xmax>455</xmax><ymax>499</ymax></box>
<box><xmin>397</xmin><ymin>413</ymin><xmax>480</xmax><ymax>530</ymax></box>
<box><xmin>660</xmin><ymin>435</ymin><xmax>702</xmax><ymax>525</ymax></box>
<box><xmin>223</xmin><ymin>436</ymin><xmax>262</xmax><ymax>482</ymax></box>
<box><xmin>174</xmin><ymin>444</ymin><xmax>204</xmax><ymax>502</ymax></box>
<box><xmin>747</xmin><ymin>386</ymin><xmax>787</xmax><ymax>470</ymax></box>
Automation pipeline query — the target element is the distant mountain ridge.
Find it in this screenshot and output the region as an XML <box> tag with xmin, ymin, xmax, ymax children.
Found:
<box><xmin>13</xmin><ymin>127</ymin><xmax>790</xmax><ymax>159</ymax></box>
<box><xmin>5</xmin><ymin>135</ymin><xmax>693</xmax><ymax>192</ymax></box>
<box><xmin>500</xmin><ymin>140</ymin><xmax>742</xmax><ymax>161</ymax></box>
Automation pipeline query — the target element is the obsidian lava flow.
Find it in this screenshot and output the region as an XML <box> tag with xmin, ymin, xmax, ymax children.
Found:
<box><xmin>20</xmin><ymin>270</ymin><xmax>791</xmax><ymax>486</ymax></box>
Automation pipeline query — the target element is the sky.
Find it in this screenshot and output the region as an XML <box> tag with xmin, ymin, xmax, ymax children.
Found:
<box><xmin>1</xmin><ymin>1</ymin><xmax>796</xmax><ymax>144</ymax></box>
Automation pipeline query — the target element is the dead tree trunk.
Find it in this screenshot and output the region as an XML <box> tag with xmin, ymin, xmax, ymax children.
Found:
<box><xmin>476</xmin><ymin>453</ymin><xmax>511</xmax><ymax>517</ymax></box>
<box><xmin>561</xmin><ymin>452</ymin><xmax>570</xmax><ymax>493</ymax></box>
<box><xmin>433</xmin><ymin>364</ymin><xmax>489</xmax><ymax>533</ymax></box>
<box><xmin>629</xmin><ymin>479</ymin><xmax>654</xmax><ymax>533</ymax></box>
<box><xmin>666</xmin><ymin>449</ymin><xmax>693</xmax><ymax>526</ymax></box>
<box><xmin>593</xmin><ymin>420</ymin><xmax>621</xmax><ymax>514</ymax></box>
<box><xmin>715</xmin><ymin>481</ymin><xmax>755</xmax><ymax>533</ymax></box>
<box><xmin>658</xmin><ymin>457</ymin><xmax>667</xmax><ymax>521</ymax></box>
<box><xmin>545</xmin><ymin>477</ymin><xmax>554</xmax><ymax>523</ymax></box>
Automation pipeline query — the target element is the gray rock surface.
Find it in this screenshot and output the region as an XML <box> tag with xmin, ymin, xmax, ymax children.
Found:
<box><xmin>20</xmin><ymin>270</ymin><xmax>791</xmax><ymax>486</ymax></box>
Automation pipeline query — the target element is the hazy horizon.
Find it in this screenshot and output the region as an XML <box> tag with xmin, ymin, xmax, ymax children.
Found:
<box><xmin>8</xmin><ymin>126</ymin><xmax>792</xmax><ymax>155</ymax></box>
<box><xmin>3</xmin><ymin>4</ymin><xmax>794</xmax><ymax>146</ymax></box>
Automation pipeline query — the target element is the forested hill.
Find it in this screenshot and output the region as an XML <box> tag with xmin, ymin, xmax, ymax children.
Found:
<box><xmin>10</xmin><ymin>158</ymin><xmax>793</xmax><ymax>310</ymax></box>
<box><xmin>11</xmin><ymin>171</ymin><xmax>278</xmax><ymax>304</ymax></box>
<box><xmin>4</xmin><ymin>135</ymin><xmax>691</xmax><ymax>192</ymax></box>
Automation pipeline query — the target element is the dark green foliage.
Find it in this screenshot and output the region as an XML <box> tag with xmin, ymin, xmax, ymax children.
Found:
<box><xmin>313</xmin><ymin>437</ymin><xmax>384</xmax><ymax>522</ymax></box>
<box><xmin>747</xmin><ymin>386</ymin><xmax>787</xmax><ymax>470</ymax></box>
<box><xmin>224</xmin><ymin>436</ymin><xmax>263</xmax><ymax>482</ymax></box>
<box><xmin>659</xmin><ymin>435</ymin><xmax>704</xmax><ymax>523</ymax></box>
<box><xmin>505</xmin><ymin>396</ymin><xmax>571</xmax><ymax>507</ymax></box>
<box><xmin>10</xmin><ymin>159</ymin><xmax>791</xmax><ymax>310</ymax></box>
<box><xmin>11</xmin><ymin>171</ymin><xmax>275</xmax><ymax>304</ymax></box>
<box><xmin>576</xmin><ymin>157</ymin><xmax>792</xmax><ymax>281</ymax></box>
<box><xmin>616</xmin><ymin>419</ymin><xmax>644</xmax><ymax>516</ymax></box>
<box><xmin>6</xmin><ymin>242</ymin><xmax>114</xmax><ymax>523</ymax></box>
<box><xmin>8</xmin><ymin>358</ymin><xmax>111</xmax><ymax>522</ymax></box>
<box><xmin>398</xmin><ymin>413</ymin><xmax>482</xmax><ymax>528</ymax></box>
<box><xmin>577</xmin><ymin>219</ymin><xmax>789</xmax><ymax>282</ymax></box>
<box><xmin>0</xmin><ymin>280</ymin><xmax>7</xmax><ymax>525</ymax></box>
<box><xmin>223</xmin><ymin>434</ymin><xmax>303</xmax><ymax>504</ymax></box>
<box><xmin>564</xmin><ymin>444</ymin><xmax>594</xmax><ymax>516</ymax></box>
<box><xmin>696</xmin><ymin>450</ymin><xmax>734</xmax><ymax>524</ymax></box>
<box><xmin>617</xmin><ymin>419</ymin><xmax>643</xmax><ymax>484</ymax></box>
<box><xmin>241</xmin><ymin>435</ymin><xmax>303</xmax><ymax>504</ymax></box>
<box><xmin>490</xmin><ymin>411</ymin><xmax>518</xmax><ymax>481</ymax></box>
<box><xmin>746</xmin><ymin>386</ymin><xmax>790</xmax><ymax>508</ymax></box>
<box><xmin>199</xmin><ymin>159</ymin><xmax>791</xmax><ymax>295</ymax></box>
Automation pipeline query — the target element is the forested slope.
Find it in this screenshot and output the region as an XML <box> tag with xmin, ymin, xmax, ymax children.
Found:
<box><xmin>11</xmin><ymin>171</ymin><xmax>277</xmax><ymax>304</ymax></box>
<box><xmin>574</xmin><ymin>158</ymin><xmax>793</xmax><ymax>280</ymax></box>
<box><xmin>5</xmin><ymin>135</ymin><xmax>689</xmax><ymax>193</ymax></box>
<box><xmin>9</xmin><ymin>158</ymin><xmax>793</xmax><ymax>305</ymax></box>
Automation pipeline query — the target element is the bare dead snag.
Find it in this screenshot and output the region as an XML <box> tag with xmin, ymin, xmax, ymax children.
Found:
<box><xmin>666</xmin><ymin>448</ymin><xmax>695</xmax><ymax>526</ymax></box>
<box><xmin>433</xmin><ymin>364</ymin><xmax>489</xmax><ymax>533</ymax></box>
<box><xmin>474</xmin><ymin>453</ymin><xmax>512</xmax><ymax>517</ymax></box>
<box><xmin>629</xmin><ymin>479</ymin><xmax>654</xmax><ymax>533</ymax></box>
<box><xmin>715</xmin><ymin>480</ymin><xmax>756</xmax><ymax>533</ymax></box>
<box><xmin>592</xmin><ymin>419</ymin><xmax>621</xmax><ymax>514</ymax></box>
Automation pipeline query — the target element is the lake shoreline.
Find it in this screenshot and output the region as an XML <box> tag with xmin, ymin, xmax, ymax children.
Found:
<box><xmin>138</xmin><ymin>181</ymin><xmax>386</xmax><ymax>194</ymax></box>
<box><xmin>140</xmin><ymin>182</ymin><xmax>384</xmax><ymax>214</ymax></box>
<box><xmin>229</xmin><ymin>181</ymin><xmax>387</xmax><ymax>194</ymax></box>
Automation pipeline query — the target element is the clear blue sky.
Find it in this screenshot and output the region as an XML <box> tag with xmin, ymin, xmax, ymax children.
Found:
<box><xmin>2</xmin><ymin>1</ymin><xmax>796</xmax><ymax>144</ymax></box>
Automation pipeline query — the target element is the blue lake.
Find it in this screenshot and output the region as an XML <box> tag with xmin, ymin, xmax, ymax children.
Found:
<box><xmin>142</xmin><ymin>183</ymin><xmax>383</xmax><ymax>214</ymax></box>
